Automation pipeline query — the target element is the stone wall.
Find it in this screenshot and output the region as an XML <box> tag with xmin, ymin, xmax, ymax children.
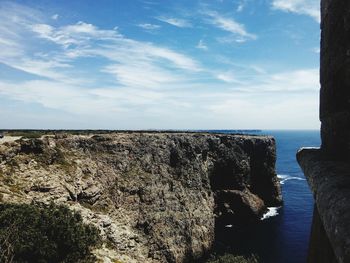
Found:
<box><xmin>307</xmin><ymin>205</ymin><xmax>337</xmax><ymax>263</ymax></box>
<box><xmin>320</xmin><ymin>0</ymin><xmax>350</xmax><ymax>159</ymax></box>
<box><xmin>297</xmin><ymin>149</ymin><xmax>350</xmax><ymax>263</ymax></box>
<box><xmin>298</xmin><ymin>1</ymin><xmax>350</xmax><ymax>262</ymax></box>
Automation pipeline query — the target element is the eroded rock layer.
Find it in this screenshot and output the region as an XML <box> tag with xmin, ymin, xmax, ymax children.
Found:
<box><xmin>0</xmin><ymin>132</ymin><xmax>282</xmax><ymax>262</ymax></box>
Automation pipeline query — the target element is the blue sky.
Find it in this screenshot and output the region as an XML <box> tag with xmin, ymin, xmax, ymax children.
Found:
<box><xmin>0</xmin><ymin>0</ymin><xmax>320</xmax><ymax>129</ymax></box>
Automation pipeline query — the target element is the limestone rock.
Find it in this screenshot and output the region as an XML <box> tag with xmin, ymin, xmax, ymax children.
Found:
<box><xmin>0</xmin><ymin>132</ymin><xmax>282</xmax><ymax>262</ymax></box>
<box><xmin>215</xmin><ymin>190</ymin><xmax>266</xmax><ymax>225</ymax></box>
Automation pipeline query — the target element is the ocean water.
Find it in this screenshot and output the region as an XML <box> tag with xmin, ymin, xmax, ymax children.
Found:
<box><xmin>210</xmin><ymin>130</ymin><xmax>321</xmax><ymax>263</ymax></box>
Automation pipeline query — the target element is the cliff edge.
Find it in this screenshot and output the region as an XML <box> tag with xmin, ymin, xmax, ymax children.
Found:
<box><xmin>0</xmin><ymin>132</ymin><xmax>282</xmax><ymax>262</ymax></box>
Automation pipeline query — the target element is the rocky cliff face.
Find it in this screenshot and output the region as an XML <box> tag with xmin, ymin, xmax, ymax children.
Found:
<box><xmin>0</xmin><ymin>132</ymin><xmax>282</xmax><ymax>263</ymax></box>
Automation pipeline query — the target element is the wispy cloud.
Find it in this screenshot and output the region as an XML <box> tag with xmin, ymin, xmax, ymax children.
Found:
<box><xmin>51</xmin><ymin>14</ymin><xmax>59</xmax><ymax>20</ymax></box>
<box><xmin>0</xmin><ymin>1</ymin><xmax>205</xmax><ymax>120</ymax></box>
<box><xmin>206</xmin><ymin>68</ymin><xmax>320</xmax><ymax>128</ymax></box>
<box><xmin>0</xmin><ymin>2</ymin><xmax>201</xmax><ymax>86</ymax></box>
<box><xmin>271</xmin><ymin>0</ymin><xmax>320</xmax><ymax>22</ymax></box>
<box><xmin>156</xmin><ymin>16</ymin><xmax>192</xmax><ymax>28</ymax></box>
<box><xmin>236</xmin><ymin>0</ymin><xmax>247</xmax><ymax>12</ymax></box>
<box><xmin>196</xmin><ymin>39</ymin><xmax>208</xmax><ymax>50</ymax></box>
<box><xmin>311</xmin><ymin>47</ymin><xmax>320</xmax><ymax>53</ymax></box>
<box><xmin>0</xmin><ymin>2</ymin><xmax>41</xmax><ymax>59</ymax></box>
<box><xmin>216</xmin><ymin>72</ymin><xmax>241</xmax><ymax>83</ymax></box>
<box><xmin>260</xmin><ymin>68</ymin><xmax>319</xmax><ymax>92</ymax></box>
<box><xmin>214</xmin><ymin>68</ymin><xmax>319</xmax><ymax>92</ymax></box>
<box><xmin>0</xmin><ymin>1</ymin><xmax>320</xmax><ymax>129</ymax></box>
<box><xmin>0</xmin><ymin>79</ymin><xmax>166</xmax><ymax>115</ymax></box>
<box><xmin>30</xmin><ymin>22</ymin><xmax>200</xmax><ymax>72</ymax></box>
<box><xmin>207</xmin><ymin>93</ymin><xmax>319</xmax><ymax>129</ymax></box>
<box><xmin>31</xmin><ymin>21</ymin><xmax>119</xmax><ymax>49</ymax></box>
<box><xmin>138</xmin><ymin>23</ymin><xmax>161</xmax><ymax>30</ymax></box>
<box><xmin>204</xmin><ymin>11</ymin><xmax>257</xmax><ymax>42</ymax></box>
<box><xmin>102</xmin><ymin>62</ymin><xmax>180</xmax><ymax>88</ymax></box>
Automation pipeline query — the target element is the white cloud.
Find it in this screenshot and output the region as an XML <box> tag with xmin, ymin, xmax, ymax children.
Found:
<box><xmin>268</xmin><ymin>69</ymin><xmax>319</xmax><ymax>91</ymax></box>
<box><xmin>29</xmin><ymin>21</ymin><xmax>200</xmax><ymax>73</ymax></box>
<box><xmin>138</xmin><ymin>23</ymin><xmax>161</xmax><ymax>30</ymax></box>
<box><xmin>0</xmin><ymin>67</ymin><xmax>320</xmax><ymax>129</ymax></box>
<box><xmin>5</xmin><ymin>58</ymin><xmax>73</xmax><ymax>81</ymax></box>
<box><xmin>204</xmin><ymin>11</ymin><xmax>257</xmax><ymax>42</ymax></box>
<box><xmin>0</xmin><ymin>1</ymin><xmax>320</xmax><ymax>129</ymax></box>
<box><xmin>216</xmin><ymin>72</ymin><xmax>240</xmax><ymax>83</ymax></box>
<box><xmin>0</xmin><ymin>2</ymin><xmax>205</xmax><ymax>119</ymax></box>
<box><xmin>0</xmin><ymin>2</ymin><xmax>201</xmax><ymax>86</ymax></box>
<box><xmin>237</xmin><ymin>68</ymin><xmax>320</xmax><ymax>92</ymax></box>
<box><xmin>204</xmin><ymin>68</ymin><xmax>320</xmax><ymax>129</ymax></box>
<box><xmin>0</xmin><ymin>2</ymin><xmax>42</xmax><ymax>59</ymax></box>
<box><xmin>272</xmin><ymin>0</ymin><xmax>320</xmax><ymax>22</ymax></box>
<box><xmin>31</xmin><ymin>21</ymin><xmax>120</xmax><ymax>48</ymax></box>
<box><xmin>140</xmin><ymin>44</ymin><xmax>201</xmax><ymax>71</ymax></box>
<box><xmin>237</xmin><ymin>0</ymin><xmax>247</xmax><ymax>12</ymax></box>
<box><xmin>209</xmin><ymin>68</ymin><xmax>319</xmax><ymax>94</ymax></box>
<box><xmin>312</xmin><ymin>47</ymin><xmax>320</xmax><ymax>53</ymax></box>
<box><xmin>156</xmin><ymin>16</ymin><xmax>192</xmax><ymax>28</ymax></box>
<box><xmin>0</xmin><ymin>80</ymin><xmax>129</xmax><ymax>115</ymax></box>
<box><xmin>102</xmin><ymin>62</ymin><xmax>180</xmax><ymax>88</ymax></box>
<box><xmin>196</xmin><ymin>39</ymin><xmax>208</xmax><ymax>50</ymax></box>
<box><xmin>207</xmin><ymin>93</ymin><xmax>319</xmax><ymax>129</ymax></box>
<box><xmin>51</xmin><ymin>14</ymin><xmax>59</xmax><ymax>20</ymax></box>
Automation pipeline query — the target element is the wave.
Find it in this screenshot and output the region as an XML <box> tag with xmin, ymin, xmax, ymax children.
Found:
<box><xmin>260</xmin><ymin>207</ymin><xmax>281</xmax><ymax>220</ymax></box>
<box><xmin>277</xmin><ymin>174</ymin><xmax>305</xmax><ymax>185</ymax></box>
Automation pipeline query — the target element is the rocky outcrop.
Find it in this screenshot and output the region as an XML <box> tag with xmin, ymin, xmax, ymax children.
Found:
<box><xmin>0</xmin><ymin>132</ymin><xmax>281</xmax><ymax>262</ymax></box>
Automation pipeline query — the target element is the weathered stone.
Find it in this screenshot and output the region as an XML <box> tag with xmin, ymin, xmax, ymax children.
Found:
<box><xmin>300</xmin><ymin>1</ymin><xmax>350</xmax><ymax>263</ymax></box>
<box><xmin>215</xmin><ymin>190</ymin><xmax>266</xmax><ymax>226</ymax></box>
<box><xmin>307</xmin><ymin>205</ymin><xmax>337</xmax><ymax>263</ymax></box>
<box><xmin>320</xmin><ymin>0</ymin><xmax>350</xmax><ymax>159</ymax></box>
<box><xmin>297</xmin><ymin>148</ymin><xmax>350</xmax><ymax>263</ymax></box>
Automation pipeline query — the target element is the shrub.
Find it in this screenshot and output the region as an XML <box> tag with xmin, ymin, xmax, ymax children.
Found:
<box><xmin>206</xmin><ymin>253</ymin><xmax>259</xmax><ymax>263</ymax></box>
<box><xmin>0</xmin><ymin>202</ymin><xmax>101</xmax><ymax>263</ymax></box>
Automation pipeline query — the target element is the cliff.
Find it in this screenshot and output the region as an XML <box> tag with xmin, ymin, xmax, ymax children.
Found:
<box><xmin>0</xmin><ymin>132</ymin><xmax>282</xmax><ymax>262</ymax></box>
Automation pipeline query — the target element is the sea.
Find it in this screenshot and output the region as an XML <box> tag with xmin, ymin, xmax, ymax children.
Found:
<box><xmin>207</xmin><ymin>130</ymin><xmax>321</xmax><ymax>263</ymax></box>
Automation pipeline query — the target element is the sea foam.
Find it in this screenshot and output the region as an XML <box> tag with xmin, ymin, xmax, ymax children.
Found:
<box><xmin>277</xmin><ymin>174</ymin><xmax>305</xmax><ymax>185</ymax></box>
<box><xmin>260</xmin><ymin>207</ymin><xmax>281</xmax><ymax>220</ymax></box>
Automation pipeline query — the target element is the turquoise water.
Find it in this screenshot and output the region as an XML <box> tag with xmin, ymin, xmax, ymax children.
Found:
<box><xmin>209</xmin><ymin>130</ymin><xmax>321</xmax><ymax>263</ymax></box>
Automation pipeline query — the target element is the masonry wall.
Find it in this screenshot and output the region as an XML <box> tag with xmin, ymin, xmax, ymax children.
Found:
<box><xmin>320</xmin><ymin>0</ymin><xmax>350</xmax><ymax>159</ymax></box>
<box><xmin>300</xmin><ymin>1</ymin><xmax>350</xmax><ymax>262</ymax></box>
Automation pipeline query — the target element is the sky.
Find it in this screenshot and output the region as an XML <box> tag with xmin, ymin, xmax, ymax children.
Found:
<box><xmin>0</xmin><ymin>0</ymin><xmax>320</xmax><ymax>129</ymax></box>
